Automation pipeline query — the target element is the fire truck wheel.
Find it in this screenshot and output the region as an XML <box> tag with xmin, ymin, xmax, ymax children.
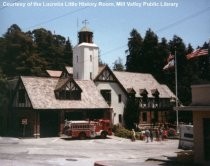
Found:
<box><xmin>79</xmin><ymin>132</ymin><xmax>86</xmax><ymax>140</ymax></box>
<box><xmin>100</xmin><ymin>131</ymin><xmax>107</xmax><ymax>139</ymax></box>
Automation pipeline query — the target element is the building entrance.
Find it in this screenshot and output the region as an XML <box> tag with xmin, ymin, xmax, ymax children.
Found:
<box><xmin>203</xmin><ymin>118</ymin><xmax>210</xmax><ymax>161</ymax></box>
<box><xmin>40</xmin><ymin>111</ymin><xmax>59</xmax><ymax>137</ymax></box>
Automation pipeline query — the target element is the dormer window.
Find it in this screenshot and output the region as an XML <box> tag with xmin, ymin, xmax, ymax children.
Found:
<box><xmin>140</xmin><ymin>89</ymin><xmax>148</xmax><ymax>107</ymax></box>
<box><xmin>55</xmin><ymin>78</ymin><xmax>82</xmax><ymax>100</ymax></box>
<box><xmin>127</xmin><ymin>88</ymin><xmax>136</xmax><ymax>99</ymax></box>
<box><xmin>58</xmin><ymin>89</ymin><xmax>81</xmax><ymax>100</ymax></box>
<box><xmin>151</xmin><ymin>89</ymin><xmax>160</xmax><ymax>107</ymax></box>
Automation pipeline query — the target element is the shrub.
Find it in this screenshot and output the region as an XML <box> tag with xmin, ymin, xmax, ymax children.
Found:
<box><xmin>168</xmin><ymin>128</ymin><xmax>176</xmax><ymax>137</ymax></box>
<box><xmin>114</xmin><ymin>126</ymin><xmax>132</xmax><ymax>139</ymax></box>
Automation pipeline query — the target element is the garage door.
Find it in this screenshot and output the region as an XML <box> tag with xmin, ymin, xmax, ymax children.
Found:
<box><xmin>40</xmin><ymin>111</ymin><xmax>59</xmax><ymax>137</ymax></box>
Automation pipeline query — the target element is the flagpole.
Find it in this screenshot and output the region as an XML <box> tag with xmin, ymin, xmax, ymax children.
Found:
<box><xmin>175</xmin><ymin>47</ymin><xmax>179</xmax><ymax>133</ymax></box>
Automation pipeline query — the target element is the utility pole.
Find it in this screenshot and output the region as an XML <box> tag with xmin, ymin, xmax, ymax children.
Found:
<box><xmin>174</xmin><ymin>47</ymin><xmax>179</xmax><ymax>133</ymax></box>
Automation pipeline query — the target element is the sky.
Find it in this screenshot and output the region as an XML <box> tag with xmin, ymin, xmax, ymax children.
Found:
<box><xmin>0</xmin><ymin>0</ymin><xmax>210</xmax><ymax>67</ymax></box>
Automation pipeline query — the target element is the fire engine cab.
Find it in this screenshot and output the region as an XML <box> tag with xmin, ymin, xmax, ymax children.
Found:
<box><xmin>62</xmin><ymin>119</ymin><xmax>112</xmax><ymax>139</ymax></box>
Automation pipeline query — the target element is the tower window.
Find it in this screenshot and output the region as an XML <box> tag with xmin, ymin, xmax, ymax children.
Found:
<box><xmin>90</xmin><ymin>55</ymin><xmax>92</xmax><ymax>62</ymax></box>
<box><xmin>118</xmin><ymin>94</ymin><xmax>122</xmax><ymax>103</ymax></box>
<box><xmin>90</xmin><ymin>72</ymin><xmax>92</xmax><ymax>80</ymax></box>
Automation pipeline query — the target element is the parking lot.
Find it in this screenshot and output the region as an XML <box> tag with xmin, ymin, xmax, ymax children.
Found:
<box><xmin>0</xmin><ymin>136</ymin><xmax>182</xmax><ymax>166</ymax></box>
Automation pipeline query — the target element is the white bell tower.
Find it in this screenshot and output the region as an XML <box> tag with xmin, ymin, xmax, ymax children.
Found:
<box><xmin>73</xmin><ymin>20</ymin><xmax>99</xmax><ymax>80</ymax></box>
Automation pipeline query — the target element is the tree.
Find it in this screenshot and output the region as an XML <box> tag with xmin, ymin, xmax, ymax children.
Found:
<box><xmin>31</xmin><ymin>28</ymin><xmax>73</xmax><ymax>70</ymax></box>
<box><xmin>113</xmin><ymin>57</ymin><xmax>124</xmax><ymax>71</ymax></box>
<box><xmin>63</xmin><ymin>38</ymin><xmax>73</xmax><ymax>67</ymax></box>
<box><xmin>0</xmin><ymin>68</ymin><xmax>9</xmax><ymax>109</ymax></box>
<box><xmin>125</xmin><ymin>29</ymin><xmax>143</xmax><ymax>72</ymax></box>
<box><xmin>1</xmin><ymin>24</ymin><xmax>36</xmax><ymax>76</ymax></box>
<box><xmin>156</xmin><ymin>37</ymin><xmax>170</xmax><ymax>82</ymax></box>
<box><xmin>198</xmin><ymin>42</ymin><xmax>210</xmax><ymax>80</ymax></box>
<box><xmin>123</xmin><ymin>94</ymin><xmax>139</xmax><ymax>130</ymax></box>
<box><xmin>141</xmin><ymin>29</ymin><xmax>159</xmax><ymax>73</ymax></box>
<box><xmin>0</xmin><ymin>68</ymin><xmax>9</xmax><ymax>135</ymax></box>
<box><xmin>0</xmin><ymin>24</ymin><xmax>73</xmax><ymax>77</ymax></box>
<box><xmin>167</xmin><ymin>35</ymin><xmax>192</xmax><ymax>105</ymax></box>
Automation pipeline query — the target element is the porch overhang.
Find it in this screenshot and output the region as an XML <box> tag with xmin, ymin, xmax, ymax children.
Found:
<box><xmin>174</xmin><ymin>106</ymin><xmax>210</xmax><ymax>111</ymax></box>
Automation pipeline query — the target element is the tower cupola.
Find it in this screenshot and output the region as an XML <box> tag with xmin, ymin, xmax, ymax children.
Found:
<box><xmin>73</xmin><ymin>20</ymin><xmax>99</xmax><ymax>80</ymax></box>
<box><xmin>78</xmin><ymin>20</ymin><xmax>93</xmax><ymax>44</ymax></box>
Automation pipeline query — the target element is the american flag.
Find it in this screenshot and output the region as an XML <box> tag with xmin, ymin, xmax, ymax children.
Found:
<box><xmin>167</xmin><ymin>53</ymin><xmax>174</xmax><ymax>62</ymax></box>
<box><xmin>163</xmin><ymin>53</ymin><xmax>175</xmax><ymax>70</ymax></box>
<box><xmin>186</xmin><ymin>48</ymin><xmax>208</xmax><ymax>60</ymax></box>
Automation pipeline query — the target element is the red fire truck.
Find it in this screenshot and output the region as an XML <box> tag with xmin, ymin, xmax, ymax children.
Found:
<box><xmin>62</xmin><ymin>119</ymin><xmax>112</xmax><ymax>139</ymax></box>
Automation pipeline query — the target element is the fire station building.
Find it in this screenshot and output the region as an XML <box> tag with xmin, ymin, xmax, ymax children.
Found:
<box><xmin>11</xmin><ymin>25</ymin><xmax>175</xmax><ymax>137</ymax></box>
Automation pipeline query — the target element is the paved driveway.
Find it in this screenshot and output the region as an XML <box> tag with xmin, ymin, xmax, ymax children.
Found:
<box><xmin>0</xmin><ymin>136</ymin><xmax>181</xmax><ymax>166</ymax></box>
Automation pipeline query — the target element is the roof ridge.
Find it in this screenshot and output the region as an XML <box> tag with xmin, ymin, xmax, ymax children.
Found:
<box><xmin>113</xmin><ymin>70</ymin><xmax>153</xmax><ymax>76</ymax></box>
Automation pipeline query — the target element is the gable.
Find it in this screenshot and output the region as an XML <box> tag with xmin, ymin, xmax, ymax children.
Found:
<box><xmin>94</xmin><ymin>65</ymin><xmax>117</xmax><ymax>82</ymax></box>
<box><xmin>94</xmin><ymin>65</ymin><xmax>128</xmax><ymax>97</ymax></box>
<box><xmin>60</xmin><ymin>66</ymin><xmax>73</xmax><ymax>78</ymax></box>
<box><xmin>13</xmin><ymin>78</ymin><xmax>32</xmax><ymax>108</ymax></box>
<box><xmin>54</xmin><ymin>78</ymin><xmax>82</xmax><ymax>100</ymax></box>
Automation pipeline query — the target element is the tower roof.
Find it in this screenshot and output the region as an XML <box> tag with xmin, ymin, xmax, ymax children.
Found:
<box><xmin>80</xmin><ymin>26</ymin><xmax>92</xmax><ymax>32</ymax></box>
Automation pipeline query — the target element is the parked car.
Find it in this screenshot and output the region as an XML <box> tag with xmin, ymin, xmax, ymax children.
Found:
<box><xmin>178</xmin><ymin>124</ymin><xmax>193</xmax><ymax>150</ymax></box>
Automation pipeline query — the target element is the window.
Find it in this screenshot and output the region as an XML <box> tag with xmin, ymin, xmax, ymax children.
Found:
<box><xmin>90</xmin><ymin>72</ymin><xmax>92</xmax><ymax>80</ymax></box>
<box><xmin>118</xmin><ymin>94</ymin><xmax>122</xmax><ymax>103</ymax></box>
<box><xmin>18</xmin><ymin>89</ymin><xmax>25</xmax><ymax>103</ymax></box>
<box><xmin>142</xmin><ymin>95</ymin><xmax>148</xmax><ymax>104</ymax></box>
<box><xmin>119</xmin><ymin>114</ymin><xmax>122</xmax><ymax>123</ymax></box>
<box><xmin>58</xmin><ymin>90</ymin><xmax>81</xmax><ymax>100</ymax></box>
<box><xmin>90</xmin><ymin>55</ymin><xmax>92</xmax><ymax>62</ymax></box>
<box><xmin>184</xmin><ymin>133</ymin><xmax>193</xmax><ymax>138</ymax></box>
<box><xmin>100</xmin><ymin>90</ymin><xmax>111</xmax><ymax>105</ymax></box>
<box><xmin>142</xmin><ymin>112</ymin><xmax>147</xmax><ymax>122</ymax></box>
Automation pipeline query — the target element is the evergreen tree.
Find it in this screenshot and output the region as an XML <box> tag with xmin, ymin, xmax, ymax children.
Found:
<box><xmin>113</xmin><ymin>57</ymin><xmax>124</xmax><ymax>71</ymax></box>
<box><xmin>63</xmin><ymin>38</ymin><xmax>73</xmax><ymax>67</ymax></box>
<box><xmin>0</xmin><ymin>68</ymin><xmax>9</xmax><ymax>109</ymax></box>
<box><xmin>198</xmin><ymin>42</ymin><xmax>210</xmax><ymax>80</ymax></box>
<box><xmin>123</xmin><ymin>94</ymin><xmax>139</xmax><ymax>130</ymax></box>
<box><xmin>125</xmin><ymin>29</ymin><xmax>143</xmax><ymax>72</ymax></box>
<box><xmin>141</xmin><ymin>28</ymin><xmax>159</xmax><ymax>73</ymax></box>
<box><xmin>168</xmin><ymin>35</ymin><xmax>192</xmax><ymax>105</ymax></box>
<box><xmin>156</xmin><ymin>37</ymin><xmax>170</xmax><ymax>82</ymax></box>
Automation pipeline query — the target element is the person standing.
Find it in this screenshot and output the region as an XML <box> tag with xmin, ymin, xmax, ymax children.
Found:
<box><xmin>145</xmin><ymin>129</ymin><xmax>150</xmax><ymax>143</ymax></box>
<box><xmin>150</xmin><ymin>129</ymin><xmax>153</xmax><ymax>142</ymax></box>
<box><xmin>131</xmin><ymin>129</ymin><xmax>136</xmax><ymax>142</ymax></box>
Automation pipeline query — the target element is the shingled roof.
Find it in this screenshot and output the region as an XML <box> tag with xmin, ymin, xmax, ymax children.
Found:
<box><xmin>20</xmin><ymin>76</ymin><xmax>109</xmax><ymax>110</ymax></box>
<box><xmin>46</xmin><ymin>70</ymin><xmax>62</xmax><ymax>78</ymax></box>
<box><xmin>113</xmin><ymin>71</ymin><xmax>175</xmax><ymax>98</ymax></box>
